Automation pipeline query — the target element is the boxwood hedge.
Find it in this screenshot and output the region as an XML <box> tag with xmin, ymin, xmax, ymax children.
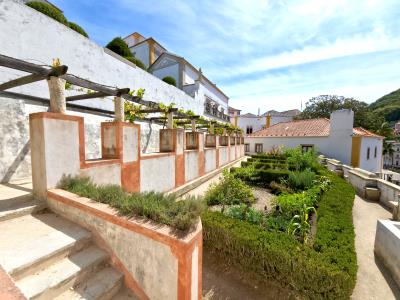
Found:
<box><xmin>231</xmin><ymin>167</ymin><xmax>290</xmax><ymax>185</ymax></box>
<box><xmin>202</xmin><ymin>170</ymin><xmax>356</xmax><ymax>299</ymax></box>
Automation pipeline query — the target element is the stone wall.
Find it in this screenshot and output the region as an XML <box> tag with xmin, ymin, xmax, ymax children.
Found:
<box><xmin>0</xmin><ymin>0</ymin><xmax>205</xmax><ymax>182</ymax></box>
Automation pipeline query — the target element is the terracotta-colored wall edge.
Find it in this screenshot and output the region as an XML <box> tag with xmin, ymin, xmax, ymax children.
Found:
<box><xmin>0</xmin><ymin>266</ymin><xmax>26</xmax><ymax>300</ymax></box>
<box><xmin>47</xmin><ymin>190</ymin><xmax>201</xmax><ymax>249</ymax></box>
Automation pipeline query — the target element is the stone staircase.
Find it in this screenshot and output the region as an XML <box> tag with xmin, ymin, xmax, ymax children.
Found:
<box><xmin>0</xmin><ymin>180</ymin><xmax>136</xmax><ymax>300</ymax></box>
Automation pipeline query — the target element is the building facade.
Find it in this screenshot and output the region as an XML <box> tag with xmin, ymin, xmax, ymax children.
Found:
<box><xmin>230</xmin><ymin>109</ymin><xmax>300</xmax><ymax>135</ymax></box>
<box><xmin>384</xmin><ymin>141</ymin><xmax>400</xmax><ymax>168</ymax></box>
<box><xmin>244</xmin><ymin>110</ymin><xmax>384</xmax><ymax>172</ymax></box>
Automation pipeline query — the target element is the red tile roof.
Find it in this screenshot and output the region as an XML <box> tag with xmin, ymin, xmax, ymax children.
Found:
<box><xmin>249</xmin><ymin>118</ymin><xmax>330</xmax><ymax>137</ymax></box>
<box><xmin>352</xmin><ymin>127</ymin><xmax>384</xmax><ymax>138</ymax></box>
<box><xmin>248</xmin><ymin>119</ymin><xmax>384</xmax><ymax>139</ymax></box>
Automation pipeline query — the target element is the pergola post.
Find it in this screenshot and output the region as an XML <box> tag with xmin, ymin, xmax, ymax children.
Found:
<box><xmin>209</xmin><ymin>123</ymin><xmax>215</xmax><ymax>134</ymax></box>
<box><xmin>47</xmin><ymin>76</ymin><xmax>66</xmax><ymax>113</ymax></box>
<box><xmin>114</xmin><ymin>96</ymin><xmax>124</xmax><ymax>122</ymax></box>
<box><xmin>191</xmin><ymin>119</ymin><xmax>196</xmax><ymax>132</ymax></box>
<box><xmin>167</xmin><ymin>112</ymin><xmax>174</xmax><ymax>129</ymax></box>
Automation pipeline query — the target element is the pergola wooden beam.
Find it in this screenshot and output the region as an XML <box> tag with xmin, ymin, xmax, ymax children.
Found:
<box><xmin>66</xmin><ymin>91</ymin><xmax>108</xmax><ymax>102</ymax></box>
<box><xmin>0</xmin><ymin>65</ymin><xmax>68</xmax><ymax>91</ymax></box>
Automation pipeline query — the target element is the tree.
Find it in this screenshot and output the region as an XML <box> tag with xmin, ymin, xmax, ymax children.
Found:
<box><xmin>376</xmin><ymin>122</ymin><xmax>394</xmax><ymax>138</ymax></box>
<box><xmin>298</xmin><ymin>95</ymin><xmax>384</xmax><ymax>131</ymax></box>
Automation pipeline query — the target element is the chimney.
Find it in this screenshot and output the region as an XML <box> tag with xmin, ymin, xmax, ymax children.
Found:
<box><xmin>328</xmin><ymin>109</ymin><xmax>354</xmax><ymax>165</ymax></box>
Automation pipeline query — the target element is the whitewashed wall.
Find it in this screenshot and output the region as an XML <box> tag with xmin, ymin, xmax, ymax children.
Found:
<box><xmin>152</xmin><ymin>63</ymin><xmax>180</xmax><ymax>86</ymax></box>
<box><xmin>237</xmin><ymin>115</ymin><xmax>294</xmax><ymax>134</ymax></box>
<box><xmin>0</xmin><ymin>0</ymin><xmax>204</xmax><ymax>182</ymax></box>
<box><xmin>184</xmin><ymin>65</ymin><xmax>198</xmax><ymax>85</ymax></box>
<box><xmin>130</xmin><ymin>42</ymin><xmax>150</xmax><ymax>67</ymax></box>
<box><xmin>359</xmin><ymin>137</ymin><xmax>383</xmax><ymax>173</ymax></box>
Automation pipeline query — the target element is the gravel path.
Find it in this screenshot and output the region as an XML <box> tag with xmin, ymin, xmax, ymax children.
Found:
<box><xmin>351</xmin><ymin>195</ymin><xmax>400</xmax><ymax>299</ymax></box>
<box><xmin>251</xmin><ymin>187</ymin><xmax>275</xmax><ymax>212</ymax></box>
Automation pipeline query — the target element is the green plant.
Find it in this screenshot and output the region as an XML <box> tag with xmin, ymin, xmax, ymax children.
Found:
<box><xmin>162</xmin><ymin>76</ymin><xmax>177</xmax><ymax>87</ymax></box>
<box><xmin>269</xmin><ymin>181</ymin><xmax>294</xmax><ymax>195</ymax></box>
<box><xmin>68</xmin><ymin>22</ymin><xmax>89</xmax><ymax>37</ymax></box>
<box><xmin>285</xmin><ymin>169</ymin><xmax>316</xmax><ymax>191</ymax></box>
<box><xmin>202</xmin><ymin>170</ymin><xmax>357</xmax><ymax>298</ymax></box>
<box><xmin>231</xmin><ymin>167</ymin><xmax>290</xmax><ymax>186</ymax></box>
<box><xmin>106</xmin><ymin>37</ymin><xmax>132</xmax><ymax>58</ymax></box>
<box><xmin>125</xmin><ymin>56</ymin><xmax>146</xmax><ymax>70</ymax></box>
<box><xmin>225</xmin><ymin>204</ymin><xmax>265</xmax><ymax>226</ymax></box>
<box><xmin>284</xmin><ymin>146</ymin><xmax>319</xmax><ymax>171</ymax></box>
<box><xmin>204</xmin><ymin>170</ymin><xmax>254</xmax><ymax>206</ymax></box>
<box><xmin>58</xmin><ymin>175</ymin><xmax>204</xmax><ymax>231</ymax></box>
<box><xmin>287</xmin><ymin>204</ymin><xmax>316</xmax><ymax>243</ymax></box>
<box><xmin>26</xmin><ymin>1</ymin><xmax>68</xmax><ymax>25</ymax></box>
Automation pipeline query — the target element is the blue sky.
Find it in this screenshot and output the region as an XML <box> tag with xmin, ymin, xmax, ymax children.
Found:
<box><xmin>52</xmin><ymin>0</ymin><xmax>400</xmax><ymax>113</ymax></box>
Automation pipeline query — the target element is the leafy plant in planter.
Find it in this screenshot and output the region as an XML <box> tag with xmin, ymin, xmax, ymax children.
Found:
<box><xmin>287</xmin><ymin>204</ymin><xmax>316</xmax><ymax>243</ymax></box>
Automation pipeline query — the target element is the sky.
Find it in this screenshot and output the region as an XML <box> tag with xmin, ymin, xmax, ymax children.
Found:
<box><xmin>52</xmin><ymin>0</ymin><xmax>400</xmax><ymax>114</ymax></box>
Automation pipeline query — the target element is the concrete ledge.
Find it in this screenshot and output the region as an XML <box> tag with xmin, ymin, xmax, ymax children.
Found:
<box><xmin>0</xmin><ymin>265</ymin><xmax>26</xmax><ymax>300</ymax></box>
<box><xmin>169</xmin><ymin>156</ymin><xmax>246</xmax><ymax>197</ymax></box>
<box><xmin>47</xmin><ymin>189</ymin><xmax>202</xmax><ymax>300</ymax></box>
<box><xmin>374</xmin><ymin>220</ymin><xmax>400</xmax><ymax>288</ymax></box>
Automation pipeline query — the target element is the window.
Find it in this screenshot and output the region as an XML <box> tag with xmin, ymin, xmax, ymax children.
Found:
<box><xmin>246</xmin><ymin>126</ymin><xmax>253</xmax><ymax>135</ymax></box>
<box><xmin>374</xmin><ymin>146</ymin><xmax>377</xmax><ymax>158</ymax></box>
<box><xmin>301</xmin><ymin>144</ymin><xmax>314</xmax><ymax>153</ymax></box>
<box><xmin>245</xmin><ymin>143</ymin><xmax>250</xmax><ymax>152</ymax></box>
<box><xmin>367</xmin><ymin>147</ymin><xmax>370</xmax><ymax>160</ymax></box>
<box><xmin>255</xmin><ymin>143</ymin><xmax>263</xmax><ymax>153</ymax></box>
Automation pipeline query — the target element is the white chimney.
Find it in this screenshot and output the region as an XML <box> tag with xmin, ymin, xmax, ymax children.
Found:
<box><xmin>328</xmin><ymin>109</ymin><xmax>354</xmax><ymax>165</ymax></box>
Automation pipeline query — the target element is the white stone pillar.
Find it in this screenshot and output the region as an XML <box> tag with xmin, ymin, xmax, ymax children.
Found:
<box><xmin>47</xmin><ymin>76</ymin><xmax>66</xmax><ymax>113</ymax></box>
<box><xmin>114</xmin><ymin>96</ymin><xmax>124</xmax><ymax>122</ymax></box>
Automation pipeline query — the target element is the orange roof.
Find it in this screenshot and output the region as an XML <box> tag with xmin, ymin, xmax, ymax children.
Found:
<box><xmin>250</xmin><ymin>118</ymin><xmax>330</xmax><ymax>137</ymax></box>
<box><xmin>248</xmin><ymin>119</ymin><xmax>384</xmax><ymax>139</ymax></box>
<box><xmin>353</xmin><ymin>127</ymin><xmax>384</xmax><ymax>139</ymax></box>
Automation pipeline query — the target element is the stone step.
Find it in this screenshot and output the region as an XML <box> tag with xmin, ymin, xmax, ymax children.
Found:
<box><xmin>16</xmin><ymin>246</ymin><xmax>109</xmax><ymax>300</ymax></box>
<box><xmin>112</xmin><ymin>287</ymin><xmax>140</xmax><ymax>300</ymax></box>
<box><xmin>0</xmin><ymin>199</ymin><xmax>46</xmax><ymax>222</ymax></box>
<box><xmin>54</xmin><ymin>267</ymin><xmax>124</xmax><ymax>300</ymax></box>
<box><xmin>0</xmin><ymin>213</ymin><xmax>92</xmax><ymax>278</ymax></box>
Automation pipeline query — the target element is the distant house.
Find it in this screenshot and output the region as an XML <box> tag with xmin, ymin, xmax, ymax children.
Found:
<box><xmin>245</xmin><ymin>109</ymin><xmax>384</xmax><ymax>172</ymax></box>
<box><xmin>123</xmin><ymin>32</ymin><xmax>230</xmax><ymax>122</ymax></box>
<box><xmin>395</xmin><ymin>122</ymin><xmax>400</xmax><ymax>136</ymax></box>
<box><xmin>123</xmin><ymin>32</ymin><xmax>167</xmax><ymax>68</ymax></box>
<box><xmin>231</xmin><ymin>109</ymin><xmax>300</xmax><ymax>135</ymax></box>
<box><xmin>384</xmin><ymin>141</ymin><xmax>400</xmax><ymax>168</ymax></box>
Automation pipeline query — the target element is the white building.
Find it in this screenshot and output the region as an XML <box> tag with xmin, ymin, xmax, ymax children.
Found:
<box><xmin>123</xmin><ymin>32</ymin><xmax>167</xmax><ymax>68</ymax></box>
<box><xmin>245</xmin><ymin>109</ymin><xmax>384</xmax><ymax>172</ymax></box>
<box><xmin>149</xmin><ymin>52</ymin><xmax>230</xmax><ymax>121</ymax></box>
<box><xmin>123</xmin><ymin>32</ymin><xmax>230</xmax><ymax>122</ymax></box>
<box><xmin>229</xmin><ymin>109</ymin><xmax>300</xmax><ymax>135</ymax></box>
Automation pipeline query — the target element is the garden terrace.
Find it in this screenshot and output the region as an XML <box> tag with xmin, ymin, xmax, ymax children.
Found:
<box><xmin>202</xmin><ymin>169</ymin><xmax>357</xmax><ymax>298</ymax></box>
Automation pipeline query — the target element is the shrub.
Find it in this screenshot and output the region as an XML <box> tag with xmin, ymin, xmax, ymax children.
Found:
<box><xmin>241</xmin><ymin>160</ymin><xmax>294</xmax><ymax>170</ymax></box>
<box><xmin>204</xmin><ymin>170</ymin><xmax>254</xmax><ymax>206</ymax></box>
<box><xmin>125</xmin><ymin>56</ymin><xmax>147</xmax><ymax>70</ymax></box>
<box><xmin>26</xmin><ymin>1</ymin><xmax>68</xmax><ymax>25</ymax></box>
<box><xmin>162</xmin><ymin>76</ymin><xmax>177</xmax><ymax>86</ymax></box>
<box><xmin>285</xmin><ymin>169</ymin><xmax>316</xmax><ymax>191</ymax></box>
<box><xmin>231</xmin><ymin>167</ymin><xmax>290</xmax><ymax>186</ymax></box>
<box><xmin>251</xmin><ymin>153</ymin><xmax>286</xmax><ymax>160</ymax></box>
<box><xmin>284</xmin><ymin>147</ymin><xmax>319</xmax><ymax>171</ymax></box>
<box><xmin>68</xmin><ymin>22</ymin><xmax>89</xmax><ymax>38</ymax></box>
<box><xmin>269</xmin><ymin>181</ymin><xmax>294</xmax><ymax>195</ymax></box>
<box><xmin>106</xmin><ymin>37</ymin><xmax>132</xmax><ymax>58</ymax></box>
<box><xmin>58</xmin><ymin>175</ymin><xmax>204</xmax><ymax>231</ymax></box>
<box><xmin>202</xmin><ymin>170</ymin><xmax>356</xmax><ymax>299</ymax></box>
<box><xmin>225</xmin><ymin>204</ymin><xmax>265</xmax><ymax>226</ymax></box>
<box><xmin>275</xmin><ymin>188</ymin><xmax>319</xmax><ymax>217</ymax></box>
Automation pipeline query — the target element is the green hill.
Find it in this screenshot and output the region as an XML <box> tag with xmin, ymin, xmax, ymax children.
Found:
<box><xmin>369</xmin><ymin>88</ymin><xmax>400</xmax><ymax>124</ymax></box>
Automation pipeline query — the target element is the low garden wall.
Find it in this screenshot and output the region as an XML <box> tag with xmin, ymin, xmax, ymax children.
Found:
<box><xmin>47</xmin><ymin>188</ymin><xmax>202</xmax><ymax>300</ymax></box>
<box><xmin>325</xmin><ymin>157</ymin><xmax>399</xmax><ymax>213</ymax></box>
<box><xmin>30</xmin><ymin>112</ymin><xmax>245</xmax><ymax>200</ymax></box>
<box><xmin>374</xmin><ymin>220</ymin><xmax>400</xmax><ymax>289</ymax></box>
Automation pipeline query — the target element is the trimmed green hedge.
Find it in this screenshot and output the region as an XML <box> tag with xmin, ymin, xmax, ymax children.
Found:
<box><xmin>241</xmin><ymin>160</ymin><xmax>295</xmax><ymax>170</ymax></box>
<box><xmin>231</xmin><ymin>167</ymin><xmax>290</xmax><ymax>185</ymax></box>
<box><xmin>251</xmin><ymin>154</ymin><xmax>287</xmax><ymax>160</ymax></box>
<box><xmin>162</xmin><ymin>76</ymin><xmax>177</xmax><ymax>86</ymax></box>
<box><xmin>68</xmin><ymin>22</ymin><xmax>89</xmax><ymax>37</ymax></box>
<box><xmin>125</xmin><ymin>56</ymin><xmax>147</xmax><ymax>70</ymax></box>
<box><xmin>247</xmin><ymin>157</ymin><xmax>287</xmax><ymax>163</ymax></box>
<box><xmin>202</xmin><ymin>170</ymin><xmax>356</xmax><ymax>299</ymax></box>
<box><xmin>27</xmin><ymin>1</ymin><xmax>67</xmax><ymax>25</ymax></box>
<box><xmin>106</xmin><ymin>37</ymin><xmax>132</xmax><ymax>58</ymax></box>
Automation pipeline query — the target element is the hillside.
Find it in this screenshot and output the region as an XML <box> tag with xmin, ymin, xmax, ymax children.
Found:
<box><xmin>369</xmin><ymin>88</ymin><xmax>400</xmax><ymax>123</ymax></box>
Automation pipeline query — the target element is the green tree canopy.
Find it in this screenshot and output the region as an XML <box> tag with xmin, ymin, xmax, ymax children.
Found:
<box><xmin>298</xmin><ymin>95</ymin><xmax>384</xmax><ymax>131</ymax></box>
<box><xmin>106</xmin><ymin>37</ymin><xmax>132</xmax><ymax>58</ymax></box>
